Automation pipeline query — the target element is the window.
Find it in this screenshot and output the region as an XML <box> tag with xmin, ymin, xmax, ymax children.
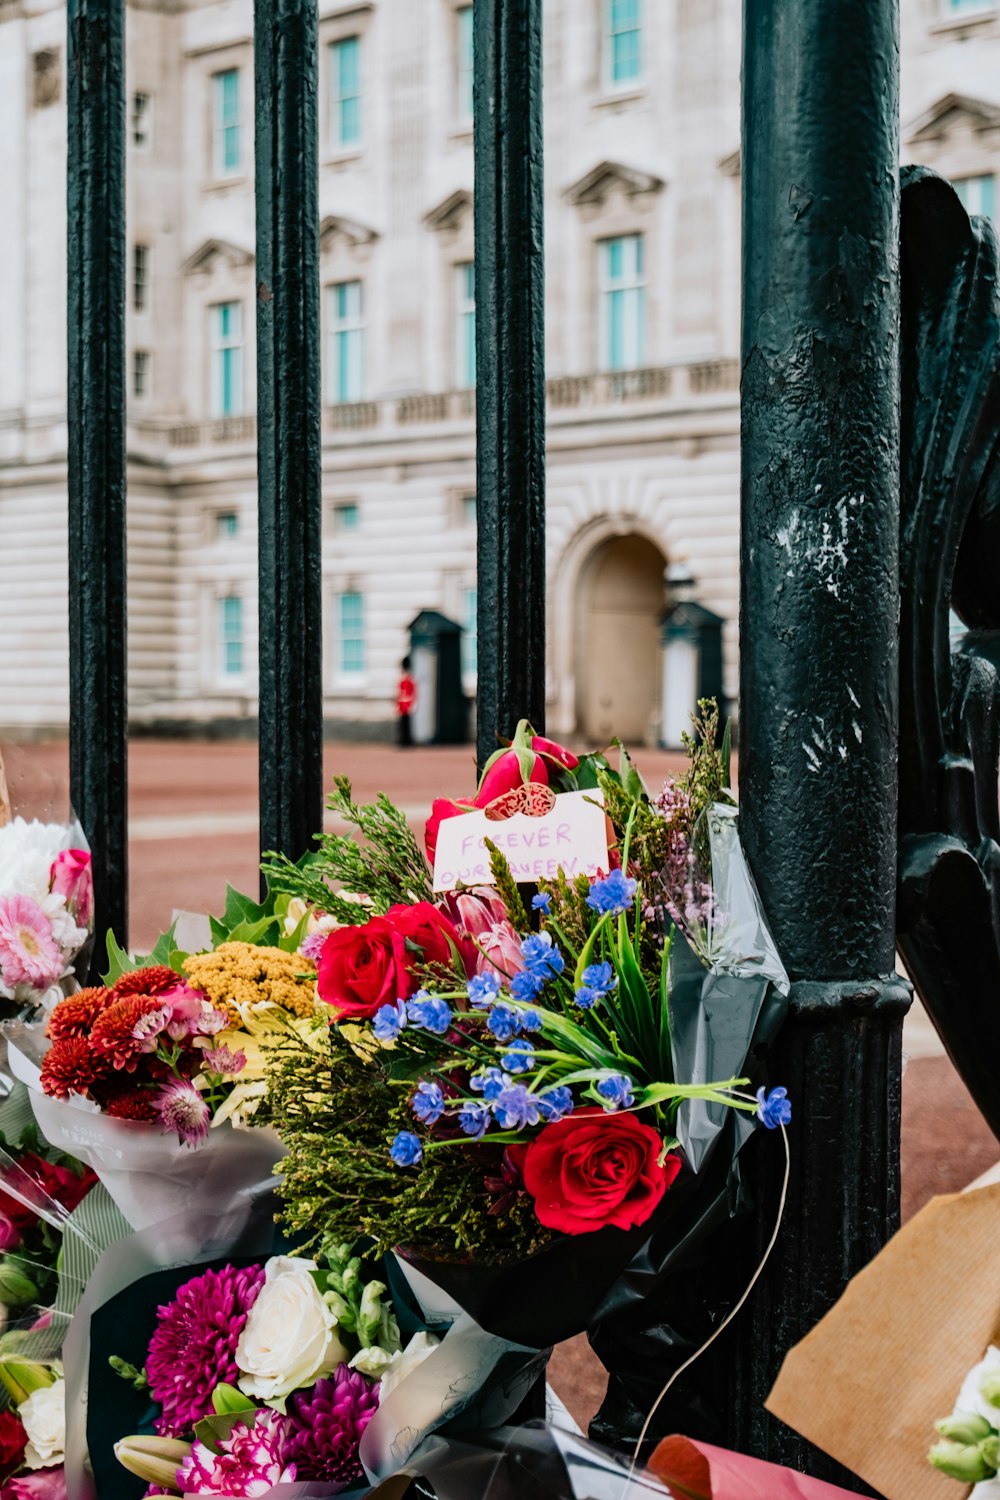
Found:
<box><xmin>212</xmin><ymin>68</ymin><xmax>241</xmax><ymax>175</ymax></box>
<box><xmin>604</xmin><ymin>0</ymin><xmax>642</xmax><ymax>87</ymax></box>
<box><xmin>216</xmin><ymin>511</ymin><xmax>239</xmax><ymax>538</ymax></box>
<box><xmin>131</xmin><ymin>91</ymin><xmax>151</xmax><ymax>149</ymax></box>
<box><xmin>455</xmin><ymin>263</ymin><xmax>476</xmax><ymax>388</ymax></box>
<box><xmin>943</xmin><ymin>0</ymin><xmax>992</xmax><ymax>11</ymax></box>
<box><xmin>336</xmin><ymin>591</ymin><xmax>365</xmax><ymax>675</ymax></box>
<box><xmin>132</xmin><ymin>350</ymin><xmax>150</xmax><ymax>400</ymax></box>
<box><xmin>218</xmin><ymin>595</ymin><xmax>244</xmax><ymax>677</ymax></box>
<box><xmin>327</xmin><ymin>282</ymin><xmax>364</xmax><ymax>403</ymax></box>
<box><xmin>210</xmin><ymin>302</ymin><xmax>244</xmax><ymax>418</ymax></box>
<box><xmin>333</xmin><ymin>502</ymin><xmax>359</xmax><ymax>533</ymax></box>
<box><xmin>329</xmin><ymin>37</ymin><xmax>361</xmax><ymax>148</ymax></box>
<box><xmin>133</xmin><ymin>243</ymin><xmax>149</xmax><ymax>312</ymax></box>
<box><xmin>954</xmin><ymin>174</ymin><xmax>996</xmax><ymax>221</ymax></box>
<box><xmin>461</xmin><ymin>586</ymin><xmax>477</xmax><ymax>678</ymax></box>
<box><xmin>456</xmin><ymin>6</ymin><xmax>474</xmax><ymax>122</ymax></box>
<box><xmin>598</xmin><ymin>234</ymin><xmax>646</xmax><ymax>371</ymax></box>
<box><xmin>462</xmin><ymin>494</ymin><xmax>477</xmax><ymax>528</ymax></box>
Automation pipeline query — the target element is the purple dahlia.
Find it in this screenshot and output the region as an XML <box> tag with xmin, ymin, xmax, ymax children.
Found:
<box><xmin>147</xmin><ymin>1262</ymin><xmax>266</xmax><ymax>1437</ymax></box>
<box><xmin>282</xmin><ymin>1365</ymin><xmax>380</xmax><ymax>1487</ymax></box>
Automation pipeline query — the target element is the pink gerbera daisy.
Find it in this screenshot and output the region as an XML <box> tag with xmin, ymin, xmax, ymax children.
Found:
<box><xmin>0</xmin><ymin>895</ymin><xmax>63</xmax><ymax>990</ymax></box>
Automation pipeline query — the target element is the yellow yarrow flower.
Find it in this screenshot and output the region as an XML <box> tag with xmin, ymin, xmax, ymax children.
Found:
<box><xmin>183</xmin><ymin>942</ymin><xmax>320</xmax><ymax>1023</ymax></box>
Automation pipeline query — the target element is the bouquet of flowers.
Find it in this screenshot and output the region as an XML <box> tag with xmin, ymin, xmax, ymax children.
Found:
<box><xmin>0</xmin><ymin>813</ymin><xmax>92</xmax><ymax>1015</ymax></box>
<box><xmin>5</xmin><ymin>961</ymin><xmax>289</xmax><ymax>1232</ymax></box>
<box><xmin>259</xmin><ymin>706</ymin><xmax>790</xmax><ymax>1444</ymax></box>
<box><xmin>0</xmin><ymin>1355</ymin><xmax>68</xmax><ymax>1500</ymax></box>
<box><xmin>0</xmin><ymin>1143</ymin><xmax>96</xmax><ymax>1325</ymax></box>
<box><xmin>929</xmin><ymin>1346</ymin><xmax>1000</xmax><ymax>1495</ymax></box>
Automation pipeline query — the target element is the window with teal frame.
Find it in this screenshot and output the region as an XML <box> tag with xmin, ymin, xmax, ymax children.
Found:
<box><xmin>219</xmin><ymin>595</ymin><xmax>243</xmax><ymax>677</ymax></box>
<box><xmin>462</xmin><ymin>586</ymin><xmax>478</xmax><ymax>679</ymax></box>
<box><xmin>210</xmin><ymin>302</ymin><xmax>243</xmax><ymax>418</ymax></box>
<box><xmin>598</xmin><ymin>235</ymin><xmax>645</xmax><ymax>371</ymax></box>
<box><xmin>328</xmin><ymin>281</ymin><xmax>365</xmax><ymax>403</ymax></box>
<box><xmin>455</xmin><ymin>262</ymin><xmax>476</xmax><ymax>388</ymax></box>
<box><xmin>456</xmin><ymin>6</ymin><xmax>474</xmax><ymax>122</ymax></box>
<box><xmin>212</xmin><ymin>68</ymin><xmax>241</xmax><ymax>174</ymax></box>
<box><xmin>944</xmin><ymin>0</ymin><xmax>992</xmax><ymax>11</ymax></box>
<box><xmin>337</xmin><ymin>591</ymin><xmax>365</xmax><ymax>676</ymax></box>
<box><xmin>605</xmin><ymin>0</ymin><xmax>641</xmax><ymax>87</ymax></box>
<box><xmin>330</xmin><ymin>37</ymin><xmax>361</xmax><ymax>148</ymax></box>
<box><xmin>954</xmin><ymin>174</ymin><xmax>996</xmax><ymax>222</ymax></box>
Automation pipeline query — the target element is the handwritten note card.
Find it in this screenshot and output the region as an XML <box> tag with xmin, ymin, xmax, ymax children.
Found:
<box><xmin>432</xmin><ymin>789</ymin><xmax>610</xmax><ymax>893</ymax></box>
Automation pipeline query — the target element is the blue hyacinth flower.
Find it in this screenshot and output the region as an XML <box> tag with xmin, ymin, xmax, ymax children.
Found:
<box><xmin>411</xmin><ymin>1080</ymin><xmax>444</xmax><ymax>1124</ymax></box>
<box><xmin>756</xmin><ymin>1086</ymin><xmax>792</xmax><ymax>1130</ymax></box>
<box><xmin>389</xmin><ymin>1131</ymin><xmax>423</xmax><ymax>1167</ymax></box>
<box><xmin>586</xmin><ymin>869</ymin><xmax>638</xmax><ymax>917</ymax></box>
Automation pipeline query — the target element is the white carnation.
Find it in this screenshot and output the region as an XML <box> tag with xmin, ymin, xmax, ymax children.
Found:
<box><xmin>20</xmin><ymin>1379</ymin><xmax>65</xmax><ymax>1469</ymax></box>
<box><xmin>0</xmin><ymin>820</ymin><xmax>66</xmax><ymax>905</ymax></box>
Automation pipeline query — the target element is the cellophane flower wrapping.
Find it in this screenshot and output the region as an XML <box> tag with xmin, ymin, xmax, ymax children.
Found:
<box><xmin>0</xmin><ymin>811</ymin><xmax>94</xmax><ymax>1015</ymax></box>
<box><xmin>63</xmin><ymin>1191</ymin><xmax>547</xmax><ymax>1500</ymax></box>
<box><xmin>4</xmin><ymin>1024</ymin><xmax>284</xmax><ymax>1233</ymax></box>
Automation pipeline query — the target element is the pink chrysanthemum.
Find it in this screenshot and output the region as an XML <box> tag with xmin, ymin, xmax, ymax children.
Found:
<box><xmin>154</xmin><ymin>1079</ymin><xmax>210</xmax><ymax>1147</ymax></box>
<box><xmin>147</xmin><ymin>1262</ymin><xmax>266</xmax><ymax>1437</ymax></box>
<box><xmin>0</xmin><ymin>895</ymin><xmax>63</xmax><ymax>991</ymax></box>
<box><xmin>282</xmin><ymin>1366</ymin><xmax>380</xmax><ymax>1487</ymax></box>
<box><xmin>201</xmin><ymin>1044</ymin><xmax>246</xmax><ymax>1076</ymax></box>
<box><xmin>176</xmin><ymin>1410</ymin><xmax>294</xmax><ymax>1496</ymax></box>
<box><xmin>299</xmin><ymin>931</ymin><xmax>328</xmax><ymax>963</ymax></box>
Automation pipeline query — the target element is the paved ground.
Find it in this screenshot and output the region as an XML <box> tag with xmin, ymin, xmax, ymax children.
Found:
<box><xmin>4</xmin><ymin>737</ymin><xmax>998</xmax><ymax>1430</ymax></box>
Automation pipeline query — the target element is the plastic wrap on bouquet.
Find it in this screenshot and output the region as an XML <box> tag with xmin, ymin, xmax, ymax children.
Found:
<box><xmin>363</xmin><ymin>1422</ymin><xmax>866</xmax><ymax>1500</ymax></box>
<box><xmin>64</xmin><ymin>1191</ymin><xmax>546</xmax><ymax>1500</ymax></box>
<box><xmin>6</xmin><ymin>1025</ymin><xmax>284</xmax><ymax>1233</ymax></box>
<box><xmin>0</xmin><ymin>752</ymin><xmax>95</xmax><ymax>1013</ymax></box>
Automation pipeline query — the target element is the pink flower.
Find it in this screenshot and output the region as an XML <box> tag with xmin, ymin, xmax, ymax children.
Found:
<box><xmin>153</xmin><ymin>1080</ymin><xmax>210</xmax><ymax>1148</ymax></box>
<box><xmin>476</xmin><ymin>921</ymin><xmax>526</xmax><ymax>982</ymax></box>
<box><xmin>3</xmin><ymin>1468</ymin><xmax>68</xmax><ymax>1500</ymax></box>
<box><xmin>0</xmin><ymin>1216</ymin><xmax>21</xmax><ymax>1254</ymax></box>
<box><xmin>300</xmin><ymin>930</ymin><xmax>329</xmax><ymax>963</ymax></box>
<box><xmin>160</xmin><ymin>985</ymin><xmax>227</xmax><ymax>1041</ymax></box>
<box><xmin>176</xmin><ymin>1411</ymin><xmax>294</xmax><ymax>1497</ymax></box>
<box><xmin>0</xmin><ymin>897</ymin><xmax>63</xmax><ymax>991</ymax></box>
<box><xmin>131</xmin><ymin>1003</ymin><xmax>173</xmax><ymax>1052</ymax></box>
<box><xmin>438</xmin><ymin>889</ymin><xmax>509</xmax><ymax>943</ymax></box>
<box><xmin>202</xmin><ymin>1044</ymin><xmax>246</xmax><ymax>1076</ymax></box>
<box><xmin>49</xmin><ymin>849</ymin><xmax>93</xmax><ymax>928</ymax></box>
<box><xmin>147</xmin><ymin>1262</ymin><xmax>266</xmax><ymax>1436</ymax></box>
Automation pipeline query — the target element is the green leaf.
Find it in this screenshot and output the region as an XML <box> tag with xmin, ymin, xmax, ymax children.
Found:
<box><xmin>278</xmin><ymin>909</ymin><xmax>311</xmax><ymax>955</ymax></box>
<box><xmin>144</xmin><ymin>924</ymin><xmax>181</xmax><ymax>968</ymax></box>
<box><xmin>210</xmin><ymin>1384</ymin><xmax>256</xmax><ymax>1417</ymax></box>
<box><xmin>101</xmin><ymin>929</ymin><xmax>138</xmax><ymax>985</ymax></box>
<box><xmin>193</xmin><ymin>1409</ymin><xmax>259</xmax><ymax>1454</ymax></box>
<box><xmin>615</xmin><ymin>910</ymin><xmax>656</xmax><ymax>1058</ymax></box>
<box><xmin>615</xmin><ymin>741</ymin><xmax>649</xmax><ymax>804</ymax></box>
<box><xmin>573</xmin><ymin>911</ymin><xmax>610</xmax><ymax>990</ymax></box>
<box><xmin>209</xmin><ymin>914</ymin><xmax>228</xmax><ymax>947</ymax></box>
<box><xmin>721</xmin><ymin>719</ymin><xmax>733</xmax><ymax>790</ymax></box>
<box><xmin>222</xmin><ymin>884</ymin><xmax>269</xmax><ymax>929</ymax></box>
<box><xmin>658</xmin><ymin>931</ymin><xmax>673</xmax><ymax>1079</ymax></box>
<box><xmin>226</xmin><ymin>916</ymin><xmax>281</xmax><ymax>947</ymax></box>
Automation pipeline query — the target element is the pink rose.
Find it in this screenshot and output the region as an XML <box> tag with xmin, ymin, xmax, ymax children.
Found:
<box><xmin>49</xmin><ymin>850</ymin><xmax>93</xmax><ymax>928</ymax></box>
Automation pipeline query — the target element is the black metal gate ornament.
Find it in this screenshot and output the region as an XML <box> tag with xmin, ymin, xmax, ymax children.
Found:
<box><xmin>897</xmin><ymin>166</ymin><xmax>1000</xmax><ymax>1143</ymax></box>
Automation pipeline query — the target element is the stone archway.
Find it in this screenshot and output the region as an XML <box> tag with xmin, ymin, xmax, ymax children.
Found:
<box><xmin>575</xmin><ymin>532</ymin><xmax>667</xmax><ymax>744</ymax></box>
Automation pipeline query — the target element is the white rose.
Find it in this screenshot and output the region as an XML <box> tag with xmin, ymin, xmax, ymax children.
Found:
<box><xmin>20</xmin><ymin>1379</ymin><xmax>65</xmax><ymax>1469</ymax></box>
<box><xmin>236</xmin><ymin>1256</ymin><xmax>348</xmax><ymax>1403</ymax></box>
<box><xmin>378</xmin><ymin>1331</ymin><xmax>441</xmax><ymax>1401</ymax></box>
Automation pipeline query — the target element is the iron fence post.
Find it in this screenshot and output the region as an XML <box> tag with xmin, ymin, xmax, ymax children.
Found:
<box><xmin>733</xmin><ymin>0</ymin><xmax>909</xmax><ymax>1481</ymax></box>
<box><xmin>474</xmin><ymin>0</ymin><xmax>546</xmax><ymax>771</ymax></box>
<box><xmin>255</xmin><ymin>0</ymin><xmax>324</xmax><ymax>868</ymax></box>
<box><xmin>67</xmin><ymin>0</ymin><xmax>128</xmax><ymax>972</ymax></box>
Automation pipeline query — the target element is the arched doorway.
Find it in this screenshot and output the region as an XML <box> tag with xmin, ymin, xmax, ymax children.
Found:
<box><xmin>576</xmin><ymin>532</ymin><xmax>667</xmax><ymax>744</ymax></box>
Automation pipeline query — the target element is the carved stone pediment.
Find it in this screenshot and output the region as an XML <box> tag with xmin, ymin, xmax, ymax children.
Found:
<box><xmin>182</xmin><ymin>239</ymin><xmax>254</xmax><ymax>276</ymax></box>
<box><xmin>563</xmin><ymin>160</ymin><xmax>665</xmax><ymax>208</ymax></box>
<box><xmin>423</xmin><ymin>189</ymin><xmax>473</xmax><ymax>233</ymax></box>
<box><xmin>906</xmin><ymin>93</ymin><xmax>1000</xmax><ymax>145</ymax></box>
<box><xmin>319</xmin><ymin>215</ymin><xmax>380</xmax><ymax>251</ymax></box>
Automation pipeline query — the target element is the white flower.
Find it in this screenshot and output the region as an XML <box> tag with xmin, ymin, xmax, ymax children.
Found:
<box><xmin>20</xmin><ymin>1379</ymin><xmax>65</xmax><ymax>1469</ymax></box>
<box><xmin>955</xmin><ymin>1347</ymin><xmax>1000</xmax><ymax>1426</ymax></box>
<box><xmin>377</xmin><ymin>1331</ymin><xmax>441</xmax><ymax>1401</ymax></box>
<box><xmin>0</xmin><ymin>821</ymin><xmax>66</xmax><ymax>906</ymax></box>
<box><xmin>236</xmin><ymin>1256</ymin><xmax>348</xmax><ymax>1404</ymax></box>
<box><xmin>349</xmin><ymin>1345</ymin><xmax>397</xmax><ymax>1380</ymax></box>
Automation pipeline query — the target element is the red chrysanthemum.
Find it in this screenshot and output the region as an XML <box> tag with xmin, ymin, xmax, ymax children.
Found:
<box><xmin>109</xmin><ymin>966</ymin><xmax>181</xmax><ymax>1000</ymax></box>
<box><xmin>40</xmin><ymin>1036</ymin><xmax>104</xmax><ymax>1098</ymax></box>
<box><xmin>90</xmin><ymin>993</ymin><xmax>167</xmax><ymax>1071</ymax></box>
<box><xmin>45</xmin><ymin>986</ymin><xmax>111</xmax><ymax>1042</ymax></box>
<box><xmin>97</xmin><ymin>1083</ymin><xmax>157</xmax><ymax>1121</ymax></box>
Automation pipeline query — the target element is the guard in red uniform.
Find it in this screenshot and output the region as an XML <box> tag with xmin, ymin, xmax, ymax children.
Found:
<box><xmin>396</xmin><ymin>657</ymin><xmax>417</xmax><ymax>747</ymax></box>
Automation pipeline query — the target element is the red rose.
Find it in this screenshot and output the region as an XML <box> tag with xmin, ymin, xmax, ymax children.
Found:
<box><xmin>317</xmin><ymin>917</ymin><xmax>407</xmax><ymax>1021</ymax></box>
<box><xmin>518</xmin><ymin>1108</ymin><xmax>681</xmax><ymax>1235</ymax></box>
<box><xmin>0</xmin><ymin>1154</ymin><xmax>97</xmax><ymax>1236</ymax></box>
<box><xmin>424</xmin><ymin>796</ymin><xmax>476</xmax><ymax>866</ymax></box>
<box><xmin>0</xmin><ymin>1410</ymin><xmax>26</xmax><ymax>1480</ymax></box>
<box><xmin>385</xmin><ymin>902</ymin><xmax>475</xmax><ymax>978</ymax></box>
